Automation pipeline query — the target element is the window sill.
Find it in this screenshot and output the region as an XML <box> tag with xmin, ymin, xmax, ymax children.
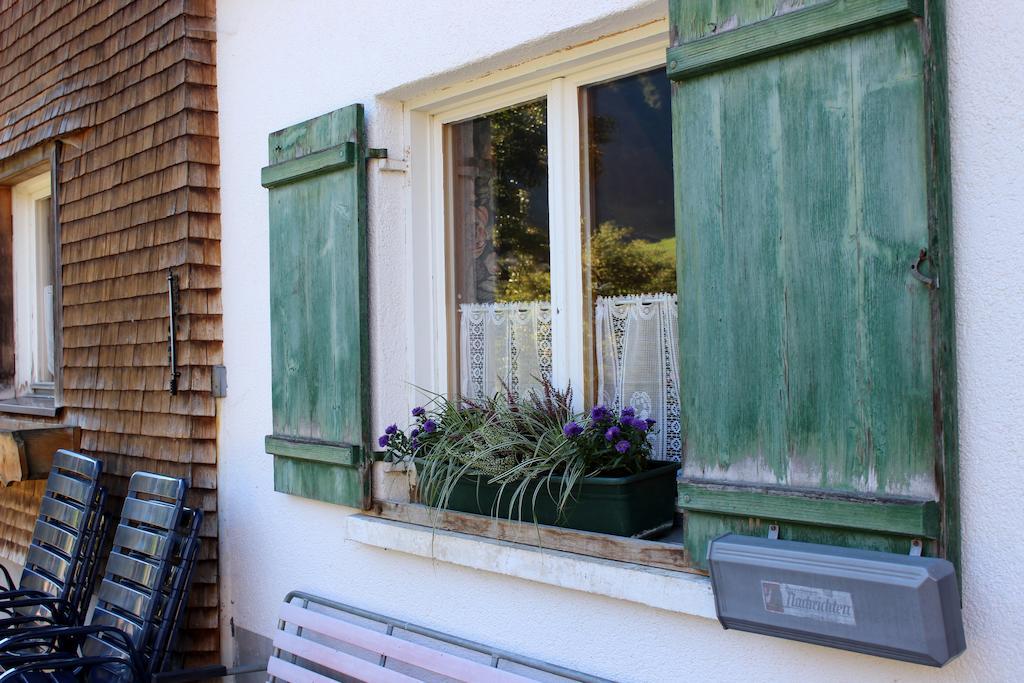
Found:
<box><xmin>0</xmin><ymin>395</ymin><xmax>57</xmax><ymax>417</ymax></box>
<box><xmin>346</xmin><ymin>513</ymin><xmax>717</xmax><ymax>621</ymax></box>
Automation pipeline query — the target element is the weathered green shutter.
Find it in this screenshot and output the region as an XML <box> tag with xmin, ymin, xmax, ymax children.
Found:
<box><xmin>668</xmin><ymin>1</ymin><xmax>958</xmax><ymax>571</ymax></box>
<box><xmin>261</xmin><ymin>104</ymin><xmax>370</xmax><ymax>509</ymax></box>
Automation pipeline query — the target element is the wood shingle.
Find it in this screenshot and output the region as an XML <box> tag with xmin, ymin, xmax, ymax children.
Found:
<box><xmin>0</xmin><ymin>0</ymin><xmax>220</xmax><ymax>666</ymax></box>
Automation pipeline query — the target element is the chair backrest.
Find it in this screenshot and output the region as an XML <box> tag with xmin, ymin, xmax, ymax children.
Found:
<box><xmin>81</xmin><ymin>471</ymin><xmax>188</xmax><ymax>666</ymax></box>
<box><xmin>269</xmin><ymin>592</ymin><xmax>614</xmax><ymax>683</ymax></box>
<box><xmin>147</xmin><ymin>507</ymin><xmax>204</xmax><ymax>675</ymax></box>
<box><xmin>15</xmin><ymin>449</ymin><xmax>105</xmax><ymax>622</ymax></box>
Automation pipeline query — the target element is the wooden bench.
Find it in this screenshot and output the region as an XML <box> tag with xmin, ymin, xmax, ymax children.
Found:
<box><xmin>264</xmin><ymin>591</ymin><xmax>612</xmax><ymax>683</ymax></box>
<box><xmin>153</xmin><ymin>591</ymin><xmax>612</xmax><ymax>683</ymax></box>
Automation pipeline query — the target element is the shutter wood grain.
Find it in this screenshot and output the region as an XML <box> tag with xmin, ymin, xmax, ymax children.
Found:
<box><xmin>262</xmin><ymin>104</ymin><xmax>370</xmax><ymax>509</ymax></box>
<box><xmin>669</xmin><ymin>0</ymin><xmax>957</xmax><ymax>569</ymax></box>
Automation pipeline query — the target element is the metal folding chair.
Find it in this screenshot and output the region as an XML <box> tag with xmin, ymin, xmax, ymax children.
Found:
<box><xmin>0</xmin><ymin>471</ymin><xmax>197</xmax><ymax>682</ymax></box>
<box><xmin>0</xmin><ymin>450</ymin><xmax>107</xmax><ymax>631</ymax></box>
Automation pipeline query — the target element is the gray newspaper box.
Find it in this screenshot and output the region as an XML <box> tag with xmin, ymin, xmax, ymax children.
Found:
<box><xmin>708</xmin><ymin>534</ymin><xmax>965</xmax><ymax>666</ymax></box>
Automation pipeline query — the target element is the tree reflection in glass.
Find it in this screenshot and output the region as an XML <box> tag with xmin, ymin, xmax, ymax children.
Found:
<box><xmin>450</xmin><ymin>100</ymin><xmax>551</xmax><ymax>401</ymax></box>
<box><xmin>450</xmin><ymin>100</ymin><xmax>549</xmax><ymax>306</ymax></box>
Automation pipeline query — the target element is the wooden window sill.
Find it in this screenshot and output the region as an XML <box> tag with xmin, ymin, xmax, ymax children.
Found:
<box><xmin>349</xmin><ymin>502</ymin><xmax>716</xmax><ymax>620</ymax></box>
<box><xmin>0</xmin><ymin>395</ymin><xmax>57</xmax><ymax>417</ymax></box>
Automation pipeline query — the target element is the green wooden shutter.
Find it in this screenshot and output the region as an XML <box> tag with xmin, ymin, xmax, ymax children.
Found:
<box><xmin>261</xmin><ymin>104</ymin><xmax>370</xmax><ymax>509</ymax></box>
<box><xmin>668</xmin><ymin>1</ymin><xmax>959</xmax><ymax>571</ymax></box>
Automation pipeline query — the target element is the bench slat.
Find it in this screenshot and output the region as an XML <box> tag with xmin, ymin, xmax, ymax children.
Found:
<box><xmin>278</xmin><ymin>603</ymin><xmax>533</xmax><ymax>683</ymax></box>
<box><xmin>268</xmin><ymin>657</ymin><xmax>334</xmax><ymax>683</ymax></box>
<box><xmin>269</xmin><ymin>647</ymin><xmax>416</xmax><ymax>683</ymax></box>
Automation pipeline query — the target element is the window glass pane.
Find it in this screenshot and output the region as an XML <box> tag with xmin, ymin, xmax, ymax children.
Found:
<box><xmin>34</xmin><ymin>196</ymin><xmax>54</xmax><ymax>384</ymax></box>
<box><xmin>585</xmin><ymin>69</ymin><xmax>675</xmax><ymax>296</ymax></box>
<box><xmin>583</xmin><ymin>68</ymin><xmax>681</xmax><ymax>462</ymax></box>
<box><xmin>449</xmin><ymin>99</ymin><xmax>551</xmax><ymax>401</ymax></box>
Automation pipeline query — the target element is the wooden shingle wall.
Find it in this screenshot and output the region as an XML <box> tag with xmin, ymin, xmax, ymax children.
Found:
<box><xmin>0</xmin><ymin>0</ymin><xmax>221</xmax><ymax>664</ymax></box>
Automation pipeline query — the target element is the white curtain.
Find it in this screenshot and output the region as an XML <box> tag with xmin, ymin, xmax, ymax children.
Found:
<box><xmin>44</xmin><ymin>284</ymin><xmax>54</xmax><ymax>376</ymax></box>
<box><xmin>459</xmin><ymin>301</ymin><xmax>552</xmax><ymax>402</ymax></box>
<box><xmin>595</xmin><ymin>293</ymin><xmax>682</xmax><ymax>462</ymax></box>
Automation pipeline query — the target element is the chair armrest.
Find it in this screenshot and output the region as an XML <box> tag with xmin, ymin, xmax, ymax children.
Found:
<box><xmin>0</xmin><ymin>593</ymin><xmax>68</xmax><ymax>610</ymax></box>
<box><xmin>0</xmin><ymin>589</ymin><xmax>52</xmax><ymax>601</ymax></box>
<box><xmin>0</xmin><ymin>637</ymin><xmax>67</xmax><ymax>669</ymax></box>
<box><xmin>0</xmin><ymin>595</ymin><xmax>73</xmax><ymax>628</ymax></box>
<box><xmin>0</xmin><ymin>612</ymin><xmax>59</xmax><ymax>632</ymax></box>
<box><xmin>0</xmin><ymin>565</ymin><xmax>13</xmax><ymax>592</ymax></box>
<box><xmin>0</xmin><ymin>653</ymin><xmax>138</xmax><ymax>683</ymax></box>
<box><xmin>0</xmin><ymin>623</ymin><xmax>139</xmax><ymax>667</ymax></box>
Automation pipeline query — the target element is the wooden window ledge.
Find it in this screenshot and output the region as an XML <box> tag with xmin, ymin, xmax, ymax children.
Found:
<box><xmin>346</xmin><ymin>511</ymin><xmax>716</xmax><ymax>621</ymax></box>
<box><xmin>0</xmin><ymin>396</ymin><xmax>56</xmax><ymax>417</ymax></box>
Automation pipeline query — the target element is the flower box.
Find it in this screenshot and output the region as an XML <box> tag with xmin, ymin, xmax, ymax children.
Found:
<box><xmin>417</xmin><ymin>459</ymin><xmax>679</xmax><ymax>538</ymax></box>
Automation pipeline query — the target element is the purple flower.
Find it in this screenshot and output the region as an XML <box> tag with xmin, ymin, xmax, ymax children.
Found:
<box><xmin>563</xmin><ymin>421</ymin><xmax>583</xmax><ymax>438</ymax></box>
<box><xmin>621</xmin><ymin>407</ymin><xmax>635</xmax><ymax>419</ymax></box>
<box><xmin>590</xmin><ymin>405</ymin><xmax>612</xmax><ymax>422</ymax></box>
<box><xmin>422</xmin><ymin>419</ymin><xmax>438</xmax><ymax>433</ymax></box>
<box><xmin>604</xmin><ymin>426</ymin><xmax>621</xmax><ymax>442</ymax></box>
<box><xmin>377</xmin><ymin>434</ymin><xmax>390</xmax><ymax>448</ymax></box>
<box><xmin>629</xmin><ymin>417</ymin><xmax>648</xmax><ymax>432</ymax></box>
<box><xmin>614</xmin><ymin>440</ymin><xmax>631</xmax><ymax>454</ymax></box>
<box><xmin>645</xmin><ymin>418</ymin><xmax>657</xmax><ymax>429</ymax></box>
<box><xmin>411</xmin><ymin>438</ymin><xmax>420</xmax><ymax>450</ymax></box>
<box><xmin>385</xmin><ymin>423</ymin><xmax>398</xmax><ymax>435</ymax></box>
<box><xmin>410</xmin><ymin>428</ymin><xmax>420</xmax><ymax>438</ymax></box>
<box><xmin>411</xmin><ymin>406</ymin><xmax>426</xmax><ymax>417</ymax></box>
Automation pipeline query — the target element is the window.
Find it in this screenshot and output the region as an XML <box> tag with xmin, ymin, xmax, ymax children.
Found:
<box><xmin>0</xmin><ymin>170</ymin><xmax>59</xmax><ymax>412</ymax></box>
<box><xmin>440</xmin><ymin>58</ymin><xmax>679</xmax><ymax>462</ymax></box>
<box><xmin>393</xmin><ymin>5</ymin><xmax>956</xmax><ymax>579</ymax></box>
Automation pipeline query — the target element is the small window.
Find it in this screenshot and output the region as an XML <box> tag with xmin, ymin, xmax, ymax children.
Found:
<box><xmin>445</xmin><ymin>66</ymin><xmax>679</xmax><ymax>462</ymax></box>
<box><xmin>9</xmin><ymin>172</ymin><xmax>58</xmax><ymax>403</ymax></box>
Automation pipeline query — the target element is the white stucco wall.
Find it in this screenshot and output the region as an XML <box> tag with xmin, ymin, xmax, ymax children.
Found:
<box><xmin>215</xmin><ymin>2</ymin><xmax>1024</xmax><ymax>681</ymax></box>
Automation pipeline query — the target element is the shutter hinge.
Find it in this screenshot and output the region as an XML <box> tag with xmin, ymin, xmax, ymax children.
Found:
<box><xmin>909</xmin><ymin>539</ymin><xmax>923</xmax><ymax>556</ymax></box>
<box><xmin>367</xmin><ymin>147</ymin><xmax>408</xmax><ymax>173</ymax></box>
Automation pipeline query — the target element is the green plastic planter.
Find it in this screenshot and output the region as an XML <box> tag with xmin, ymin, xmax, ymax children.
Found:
<box><xmin>417</xmin><ymin>460</ymin><xmax>680</xmax><ymax>537</ymax></box>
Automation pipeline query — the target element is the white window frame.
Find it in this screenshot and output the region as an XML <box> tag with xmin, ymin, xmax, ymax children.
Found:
<box><xmin>11</xmin><ymin>171</ymin><xmax>55</xmax><ymax>397</ymax></box>
<box><xmin>405</xmin><ymin>21</ymin><xmax>670</xmax><ymax>408</ymax></box>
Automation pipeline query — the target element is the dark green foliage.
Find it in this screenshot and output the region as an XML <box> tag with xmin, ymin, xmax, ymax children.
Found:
<box><xmin>590</xmin><ymin>223</ymin><xmax>677</xmax><ymax>297</ymax></box>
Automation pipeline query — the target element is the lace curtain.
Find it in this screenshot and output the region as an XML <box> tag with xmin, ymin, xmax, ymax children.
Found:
<box><xmin>459</xmin><ymin>295</ymin><xmax>681</xmax><ymax>462</ymax></box>
<box><xmin>459</xmin><ymin>301</ymin><xmax>553</xmax><ymax>402</ymax></box>
<box><xmin>596</xmin><ymin>294</ymin><xmax>682</xmax><ymax>462</ymax></box>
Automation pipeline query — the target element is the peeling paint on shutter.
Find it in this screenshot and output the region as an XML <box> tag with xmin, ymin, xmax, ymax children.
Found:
<box><xmin>668</xmin><ymin>0</ymin><xmax>959</xmax><ymax>573</ymax></box>
<box><xmin>262</xmin><ymin>104</ymin><xmax>371</xmax><ymax>509</ymax></box>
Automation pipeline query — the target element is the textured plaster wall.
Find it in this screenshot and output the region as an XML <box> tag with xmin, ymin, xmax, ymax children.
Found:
<box><xmin>215</xmin><ymin>1</ymin><xmax>1024</xmax><ymax>681</ymax></box>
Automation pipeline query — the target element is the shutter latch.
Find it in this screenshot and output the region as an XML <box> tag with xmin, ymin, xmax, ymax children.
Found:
<box><xmin>910</xmin><ymin>249</ymin><xmax>939</xmax><ymax>289</ymax></box>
